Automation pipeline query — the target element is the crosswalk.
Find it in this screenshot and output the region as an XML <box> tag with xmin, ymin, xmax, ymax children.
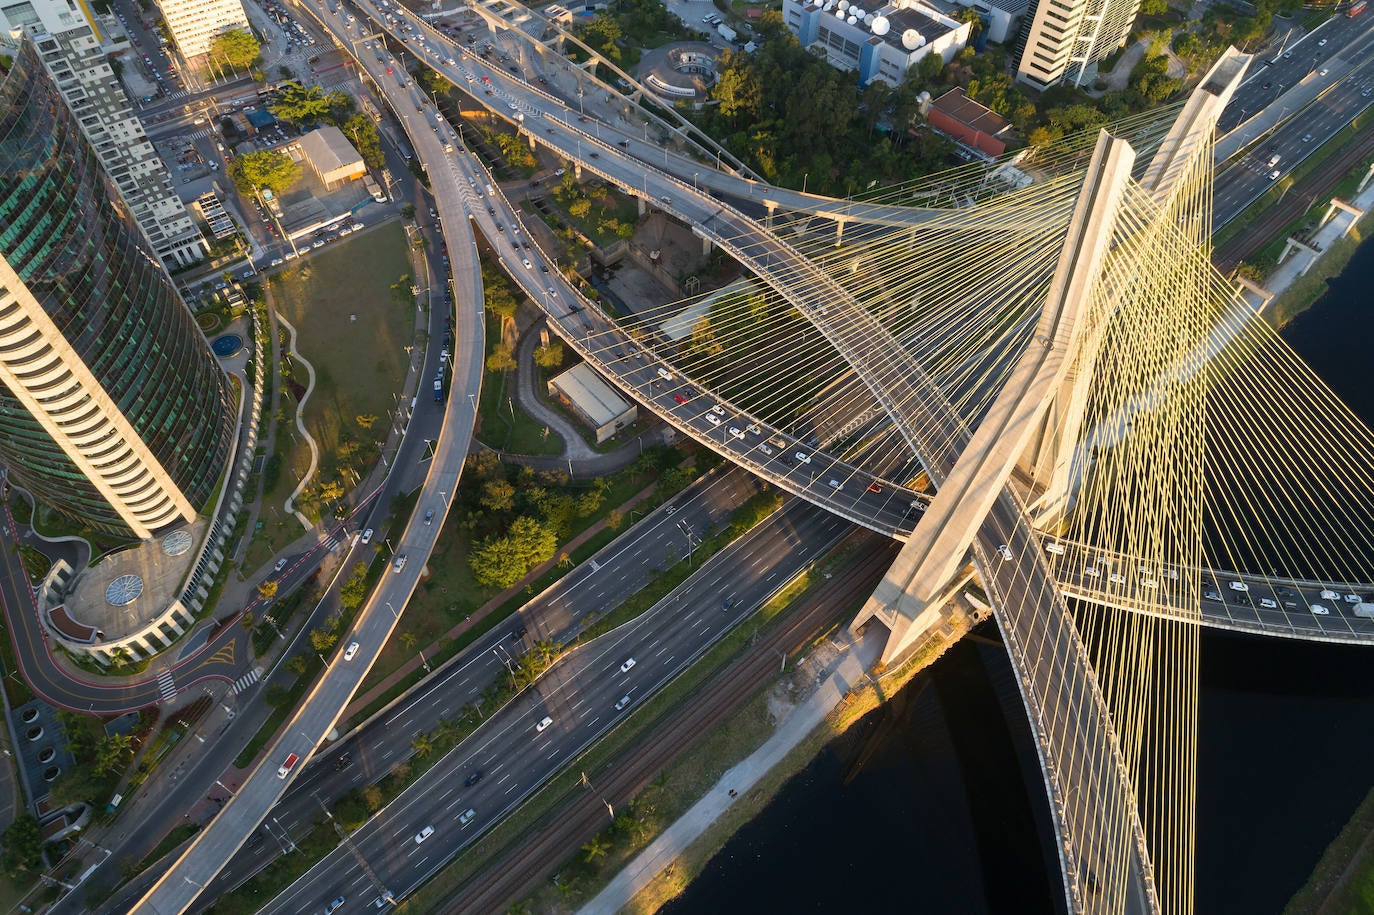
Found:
<box><xmin>231</xmin><ymin>668</ymin><xmax>261</xmax><ymax>696</ymax></box>
<box><xmin>156</xmin><ymin>669</ymin><xmax>178</xmax><ymax>703</ymax></box>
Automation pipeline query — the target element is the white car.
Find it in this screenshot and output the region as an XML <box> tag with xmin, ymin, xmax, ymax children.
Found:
<box><xmin>1345</xmin><ymin>594</ymin><xmax>1361</xmax><ymax>604</ymax></box>
<box><xmin>728</xmin><ymin>426</ymin><xmax>745</xmax><ymax>439</ymax></box>
<box><xmin>521</xmin><ymin>258</ymin><xmax>532</xmax><ymax>270</ymax></box>
<box><xmin>619</xmin><ymin>657</ymin><xmax>636</xmax><ymax>673</ymax></box>
<box><xmin>1084</xmin><ymin>566</ymin><xmax>1101</xmax><ymax>579</ymax></box>
<box><xmin>615</xmin><ymin>694</ymin><xmax>631</xmax><ymax>711</ymax></box>
<box><xmin>1310</xmin><ymin>603</ymin><xmax>1331</xmax><ymax>615</ymax></box>
<box><xmin>415</xmin><ymin>825</ymin><xmax>434</xmax><ymax>843</ymax></box>
<box><xmin>827</xmin><ymin>479</ymin><xmax>842</xmax><ymax>492</ymax></box>
<box><xmin>344</xmin><ymin>641</ymin><xmax>359</xmax><ymax>661</ymax></box>
<box><xmin>1141</xmin><ymin>578</ymin><xmax>1159</xmax><ymax>590</ymax></box>
<box><xmin>1320</xmin><ymin>588</ymin><xmax>1340</xmax><ymax>601</ymax></box>
<box><xmin>1108</xmin><ymin>572</ymin><xmax>1125</xmax><ymax>584</ymax></box>
<box><xmin>536</xmin><ymin>716</ymin><xmax>554</xmax><ymax>732</ymax></box>
<box><xmin>458</xmin><ymin>808</ymin><xmax>477</xmax><ymax>826</ymax></box>
<box><xmin>997</xmin><ymin>544</ymin><xmax>1013</xmax><ymax>561</ymax></box>
<box><xmin>704</xmin><ymin>413</ymin><xmax>722</xmax><ymax>426</ymax></box>
<box><xmin>1258</xmin><ymin>598</ymin><xmax>1278</xmax><ymax>610</ymax></box>
<box><xmin>745</xmin><ymin>423</ymin><xmax>762</xmax><ymax>434</ymax></box>
<box><xmin>759</xmin><ymin>444</ymin><xmax>774</xmax><ymax>456</ymax></box>
<box><xmin>360</xmin><ymin>528</ymin><xmax>373</xmax><ymax>544</ymax></box>
<box><xmin>795</xmin><ymin>452</ymin><xmax>812</xmax><ymax>464</ymax></box>
<box><xmin>1228</xmin><ymin>581</ymin><xmax>1249</xmax><ymax>592</ymax></box>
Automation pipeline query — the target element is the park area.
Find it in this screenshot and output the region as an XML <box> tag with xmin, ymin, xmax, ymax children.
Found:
<box><xmin>246</xmin><ymin>221</ymin><xmax>415</xmax><ymax>567</ymax></box>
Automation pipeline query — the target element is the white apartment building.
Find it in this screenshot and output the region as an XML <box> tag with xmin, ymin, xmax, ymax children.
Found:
<box><xmin>1014</xmin><ymin>0</ymin><xmax>1141</xmax><ymax>89</ymax></box>
<box><xmin>0</xmin><ymin>0</ymin><xmax>206</xmax><ymax>267</ymax></box>
<box><xmin>156</xmin><ymin>0</ymin><xmax>250</xmax><ymax>59</ymax></box>
<box><xmin>783</xmin><ymin>0</ymin><xmax>971</xmax><ymax>87</ymax></box>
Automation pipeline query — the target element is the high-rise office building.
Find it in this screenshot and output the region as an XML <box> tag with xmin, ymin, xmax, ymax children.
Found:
<box><xmin>0</xmin><ymin>38</ymin><xmax>235</xmax><ymax>539</ymax></box>
<box><xmin>156</xmin><ymin>0</ymin><xmax>250</xmax><ymax>60</ymax></box>
<box><xmin>1014</xmin><ymin>0</ymin><xmax>1141</xmax><ymax>89</ymax></box>
<box><xmin>0</xmin><ymin>0</ymin><xmax>207</xmax><ymax>268</ymax></box>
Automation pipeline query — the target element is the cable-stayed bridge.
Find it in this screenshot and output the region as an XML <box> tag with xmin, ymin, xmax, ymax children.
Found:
<box><xmin>346</xmin><ymin>6</ymin><xmax>1374</xmax><ymax>909</ymax></box>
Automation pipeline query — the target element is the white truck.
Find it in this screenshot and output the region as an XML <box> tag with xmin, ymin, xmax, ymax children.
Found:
<box><xmin>717</xmin><ymin>23</ymin><xmax>737</xmax><ymax>42</ymax></box>
<box><xmin>1354</xmin><ymin>602</ymin><xmax>1374</xmax><ymax>619</ymax></box>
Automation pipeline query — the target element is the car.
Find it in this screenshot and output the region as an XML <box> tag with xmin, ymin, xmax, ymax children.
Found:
<box><xmin>795</xmin><ymin>452</ymin><xmax>812</xmax><ymax>464</ymax></box>
<box><xmin>1269</xmin><ymin>169</ymin><xmax>1281</xmax><ymax>180</ymax></box>
<box><xmin>657</xmin><ymin>367</ymin><xmax>675</xmax><ymax>381</ymax></box>
<box><xmin>728</xmin><ymin>426</ymin><xmax>745</xmax><ymax>439</ymax></box>
<box><xmin>1283</xmin><ymin>50</ymin><xmax>1292</xmax><ymax>59</ymax></box>
<box><xmin>554</xmin><ymin>167</ymin><xmax>566</xmax><ymax>176</ymax></box>
<box><xmin>274</xmin><ymin>557</ymin><xmax>287</xmax><ymax>573</ymax></box>
<box><xmin>536</xmin><ymin>716</ymin><xmax>554</xmax><ymax>732</ymax></box>
<box><xmin>997</xmin><ymin>543</ymin><xmax>1013</xmax><ymax>561</ymax></box>
<box><xmin>464</xmin><ymin>770</ymin><xmax>484</xmax><ymax>787</ymax></box>
<box><xmin>1228</xmin><ymin>580</ymin><xmax>1249</xmax><ymax>592</ymax></box>
<box><xmin>277</xmin><ymin>753</ymin><xmax>300</xmax><ymax>778</ymax></box>
<box><xmin>1318</xmin><ymin>38</ymin><xmax>1327</xmax><ymax>46</ymax></box>
<box><xmin>1258</xmin><ymin>598</ymin><xmax>1279</xmax><ymax>609</ymax></box>
<box><xmin>1084</xmin><ymin>565</ymin><xmax>1101</xmax><ymax>579</ymax></box>
<box><xmin>1346</xmin><ymin>594</ymin><xmax>1362</xmax><ymax>604</ymax></box>
<box><xmin>1262</xmin><ymin>80</ymin><xmax>1272</xmax><ymax>90</ymax></box>
<box><xmin>415</xmin><ymin>825</ymin><xmax>434</xmax><ymax>843</ymax></box>
<box><xmin>1045</xmin><ymin>542</ymin><xmax>1066</xmax><ymax>556</ymax></box>
<box><xmin>424</xmin><ymin>509</ymin><xmax>434</xmax><ymax>525</ymax></box>
<box><xmin>325</xmin><ymin>897</ymin><xmax>346</xmax><ymax>914</ymax></box>
<box><xmin>866</xmin><ymin>481</ymin><xmax>883</xmax><ymax>493</ymax></box>
<box><xmin>1141</xmin><ymin>578</ymin><xmax>1159</xmax><ymax>590</ymax></box>
<box><xmin>270</xmin><ymin>257</ymin><xmax>284</xmax><ymax>267</ymax></box>
<box><xmin>673</xmin><ymin>393</ymin><xmax>688</xmax><ymax>404</ymax></box>
<box><xmin>1202</xmin><ymin>589</ymin><xmax>1222</xmax><ymax>601</ymax></box>
<box><xmin>619</xmin><ymin>657</ymin><xmax>636</xmax><ymax>673</ymax></box>
<box><xmin>759</xmin><ymin>444</ymin><xmax>774</xmax><ymax>456</ymax></box>
<box><xmin>1320</xmin><ymin>588</ymin><xmax>1340</xmax><ymax>601</ymax></box>
<box><xmin>344</xmin><ymin>641</ymin><xmax>360</xmax><ymax>661</ymax></box>
<box><xmin>360</xmin><ymin>528</ymin><xmax>373</xmax><ymax>544</ymax></box>
<box><xmin>393</xmin><ymin>554</ymin><xmax>407</xmax><ymax>573</ymax></box>
<box><xmin>705</xmin><ymin>413</ymin><xmax>721</xmax><ymax>426</ymax></box>
<box><xmin>659</xmin><ymin>195</ymin><xmax>672</xmax><ymax>204</ymax></box>
<box><xmin>521</xmin><ymin>258</ymin><xmax>533</xmax><ymax>270</ymax></box>
<box><xmin>495</xmin><ymin>223</ymin><xmax>504</xmax><ymax>233</ymax></box>
<box><xmin>1109</xmin><ymin>572</ymin><xmax>1126</xmax><ymax>584</ymax></box>
<box><xmin>1302</xmin><ymin>133</ymin><xmax>1313</xmax><ymax>143</ymax></box>
<box><xmin>615</xmin><ymin>694</ymin><xmax>632</xmax><ymax>711</ymax></box>
<box><xmin>828</xmin><ymin>479</ymin><xmax>842</xmax><ymax>491</ymax></box>
<box><xmin>1311</xmin><ymin>603</ymin><xmax>1331</xmax><ymax>615</ymax></box>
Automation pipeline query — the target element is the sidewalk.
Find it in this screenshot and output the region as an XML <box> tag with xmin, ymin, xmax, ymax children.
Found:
<box><xmin>579</xmin><ymin>629</ymin><xmax>883</xmax><ymax>914</ymax></box>
<box><xmin>341</xmin><ymin>477</ymin><xmax>663</xmax><ymax>720</ymax></box>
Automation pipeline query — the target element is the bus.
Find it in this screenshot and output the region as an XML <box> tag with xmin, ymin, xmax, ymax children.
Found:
<box><xmin>1349</xmin><ymin>0</ymin><xmax>1366</xmax><ymax>17</ymax></box>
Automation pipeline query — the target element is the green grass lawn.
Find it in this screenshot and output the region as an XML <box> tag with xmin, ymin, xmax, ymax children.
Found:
<box><xmin>476</xmin><ymin>312</ymin><xmax>565</xmax><ymax>457</ymax></box>
<box><xmin>269</xmin><ymin>223</ymin><xmax>415</xmax><ymax>457</ymax></box>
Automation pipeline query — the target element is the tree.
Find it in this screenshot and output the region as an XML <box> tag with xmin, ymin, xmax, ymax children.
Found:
<box><xmin>229</xmin><ymin>149</ymin><xmax>301</xmax><ymax>197</ymax></box>
<box><xmin>340</xmin><ymin>565</ymin><xmax>370</xmax><ymax>611</ymax></box>
<box><xmin>532</xmin><ymin>341</ymin><xmax>564</xmax><ymax>369</ymax></box>
<box><xmin>239</xmin><ymin>611</ymin><xmax>255</xmax><ymax>632</ymax></box>
<box><xmin>309</xmin><ymin>627</ymin><xmax>338</xmax><ymax>653</ymax></box>
<box><xmin>712</xmin><ymin>51</ymin><xmax>762</xmax><ymax>122</ymax></box>
<box><xmin>269</xmin><ymin>81</ymin><xmax>333</xmax><ymax>124</ymax></box>
<box><xmin>469</xmin><ymin>516</ymin><xmax>558</xmax><ymax>589</ymax></box>
<box><xmin>286</xmin><ymin>654</ymin><xmax>310</xmax><ymax>677</ymax></box>
<box><xmin>356</xmin><ymin>413</ymin><xmax>378</xmax><ymax>429</ymax></box>
<box><xmin>482</xmin><ymin>479</ymin><xmax>517</xmax><ymax>512</ymax></box>
<box><xmin>1</xmin><ymin>815</ymin><xmax>41</xmax><ymax>878</ymax></box>
<box><xmin>342</xmin><ymin>112</ymin><xmax>385</xmax><ymax>170</ymax></box>
<box><xmin>400</xmin><ymin>630</ymin><xmax>417</xmax><ymax>650</ymax></box>
<box><xmin>93</xmin><ymin>733</ymin><xmax>136</xmax><ymax>775</ymax></box>
<box><xmin>606</xmin><ymin>508</ymin><xmax>624</xmax><ymax>531</ymax></box>
<box><xmin>209</xmin><ymin>28</ymin><xmax>259</xmax><ymax>70</ymax></box>
<box><xmin>257</xmin><ymin>579</ymin><xmax>278</xmax><ymax>602</ymax></box>
<box><xmin>486</xmin><ymin>344</ymin><xmax>516</xmax><ymax>373</ymax></box>
<box><xmin>47</xmin><ymin>765</ymin><xmax>106</xmax><ymax>807</ymax></box>
<box><xmin>411</xmin><ymin>732</ymin><xmax>434</xmax><ymax>759</ymax></box>
<box><xmin>568</xmin><ymin>198</ymin><xmax>593</xmax><ymax>220</ymax></box>
<box><xmin>582</xmin><ymin>835</ymin><xmax>609</xmax><ymax>863</ymax></box>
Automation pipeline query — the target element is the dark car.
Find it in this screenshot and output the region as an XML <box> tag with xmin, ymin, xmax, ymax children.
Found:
<box><xmin>511</xmin><ymin>624</ymin><xmax>528</xmax><ymax>641</ymax></box>
<box><xmin>464</xmin><ymin>770</ymin><xmax>484</xmax><ymax>787</ymax></box>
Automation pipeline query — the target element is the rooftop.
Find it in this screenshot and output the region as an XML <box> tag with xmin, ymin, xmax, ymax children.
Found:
<box><xmin>297</xmin><ymin>125</ymin><xmax>363</xmax><ymax>175</ymax></box>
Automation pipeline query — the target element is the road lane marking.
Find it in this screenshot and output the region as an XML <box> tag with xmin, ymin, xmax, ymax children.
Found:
<box><xmin>505</xmin><ymin>783</ymin><xmax>519</xmax><ymax>795</ymax></box>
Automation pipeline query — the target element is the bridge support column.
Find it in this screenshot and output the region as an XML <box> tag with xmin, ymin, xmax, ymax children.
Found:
<box><xmin>701</xmin><ymin>234</ymin><xmax>712</xmax><ymax>257</ymax></box>
<box><xmin>573</xmin><ymin>162</ymin><xmax>582</xmax><ymax>181</ymax></box>
<box><xmin>1319</xmin><ymin>198</ymin><xmax>1364</xmax><ymax>236</ymax></box>
<box><xmin>852</xmin><ymin>130</ymin><xmax>1136</xmax><ymax>665</ymax></box>
<box><xmin>1278</xmin><ymin>237</ymin><xmax>1322</xmax><ymax>275</ymax></box>
<box><xmin>1234</xmin><ymin>273</ymin><xmax>1274</xmax><ymax>308</ymax></box>
<box><xmin>638</xmin><ymin>196</ymin><xmax>647</xmax><ymax>218</ymax></box>
<box><xmin>764</xmin><ymin>200</ymin><xmax>777</xmax><ymax>230</ymax></box>
<box><xmin>834</xmin><ymin>217</ymin><xmax>846</xmax><ymax>247</ymax></box>
<box><xmin>1358</xmin><ymin>161</ymin><xmax>1374</xmax><ymax>194</ymax></box>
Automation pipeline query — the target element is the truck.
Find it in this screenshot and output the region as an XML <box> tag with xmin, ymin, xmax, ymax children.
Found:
<box><xmin>1349</xmin><ymin>0</ymin><xmax>1366</xmax><ymax>17</ymax></box>
<box><xmin>277</xmin><ymin>753</ymin><xmax>300</xmax><ymax>779</ymax></box>
<box><xmin>1355</xmin><ymin>602</ymin><xmax>1374</xmax><ymax>619</ymax></box>
<box><xmin>717</xmin><ymin>23</ymin><xmax>737</xmax><ymax>42</ymax></box>
<box><xmin>433</xmin><ymin>377</ymin><xmax>444</xmax><ymax>402</ymax></box>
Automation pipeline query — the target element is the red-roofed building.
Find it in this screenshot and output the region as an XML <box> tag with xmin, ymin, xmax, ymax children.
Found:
<box><xmin>926</xmin><ymin>87</ymin><xmax>1013</xmax><ymax>158</ymax></box>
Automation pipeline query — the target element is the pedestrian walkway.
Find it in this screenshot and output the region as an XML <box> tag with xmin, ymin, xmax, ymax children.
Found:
<box><xmin>579</xmin><ymin>630</ymin><xmax>882</xmax><ymax>914</ymax></box>
<box><xmin>231</xmin><ymin>668</ymin><xmax>261</xmax><ymax>695</ymax></box>
<box><xmin>156</xmin><ymin>669</ymin><xmax>178</xmax><ymax>703</ymax></box>
<box><xmin>342</xmin><ymin>477</ymin><xmax>664</xmax><ymax>720</ymax></box>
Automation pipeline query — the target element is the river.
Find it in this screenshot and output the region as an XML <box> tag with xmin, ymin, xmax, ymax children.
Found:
<box><xmin>663</xmin><ymin>237</ymin><xmax>1374</xmax><ymax>914</ymax></box>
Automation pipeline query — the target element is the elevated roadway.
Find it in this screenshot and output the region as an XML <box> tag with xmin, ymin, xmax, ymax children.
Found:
<box><xmin>129</xmin><ymin>16</ymin><xmax>486</xmax><ymax>910</ymax></box>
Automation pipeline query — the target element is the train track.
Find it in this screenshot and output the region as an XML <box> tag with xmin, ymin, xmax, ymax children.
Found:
<box><xmin>433</xmin><ymin>532</ymin><xmax>898</xmax><ymax>913</ymax></box>
<box><xmin>1213</xmin><ymin>125</ymin><xmax>1374</xmax><ymax>273</ymax></box>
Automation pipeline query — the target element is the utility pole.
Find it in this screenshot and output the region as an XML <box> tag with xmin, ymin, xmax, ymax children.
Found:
<box><xmin>314</xmin><ymin>793</ymin><xmax>393</xmax><ymax>904</ymax></box>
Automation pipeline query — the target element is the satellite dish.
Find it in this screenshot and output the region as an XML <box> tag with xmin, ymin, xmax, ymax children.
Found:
<box><xmin>902</xmin><ymin>28</ymin><xmax>922</xmax><ymax>49</ymax></box>
<box><xmin>837</xmin><ymin>1</ymin><xmax>849</xmax><ymax>10</ymax></box>
<box><xmin>863</xmin><ymin>13</ymin><xmax>875</xmax><ymax>25</ymax></box>
<box><xmin>871</xmin><ymin>15</ymin><xmax>890</xmax><ymax>34</ymax></box>
<box><xmin>847</xmin><ymin>14</ymin><xmax>857</xmax><ymax>24</ymax></box>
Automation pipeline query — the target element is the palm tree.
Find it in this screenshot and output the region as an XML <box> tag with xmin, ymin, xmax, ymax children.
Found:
<box><xmin>411</xmin><ymin>733</ymin><xmax>434</xmax><ymax>759</ymax></box>
<box><xmin>582</xmin><ymin>836</ymin><xmax>609</xmax><ymax>863</ymax></box>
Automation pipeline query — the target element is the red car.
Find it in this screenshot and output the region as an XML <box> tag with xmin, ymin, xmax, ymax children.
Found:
<box><xmin>481</xmin><ymin>75</ymin><xmax>491</xmax><ymax>84</ymax></box>
<box><xmin>673</xmin><ymin>394</ymin><xmax>688</xmax><ymax>404</ymax></box>
<box><xmin>385</xmin><ymin>66</ymin><xmax>393</xmax><ymax>74</ymax></box>
<box><xmin>866</xmin><ymin>482</ymin><xmax>883</xmax><ymax>493</ymax></box>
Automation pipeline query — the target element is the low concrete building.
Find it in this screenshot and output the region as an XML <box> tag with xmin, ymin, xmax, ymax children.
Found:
<box><xmin>926</xmin><ymin>87</ymin><xmax>1013</xmax><ymax>158</ymax></box>
<box><xmin>783</xmin><ymin>0</ymin><xmax>971</xmax><ymax>86</ymax></box>
<box><xmin>294</xmin><ymin>126</ymin><xmax>366</xmax><ymax>189</ymax></box>
<box><xmin>548</xmin><ymin>362</ymin><xmax>637</xmax><ymax>444</ymax></box>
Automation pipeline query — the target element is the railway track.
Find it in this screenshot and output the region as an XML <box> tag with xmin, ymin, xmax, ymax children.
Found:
<box><xmin>434</xmin><ymin>532</ymin><xmax>898</xmax><ymax>913</ymax></box>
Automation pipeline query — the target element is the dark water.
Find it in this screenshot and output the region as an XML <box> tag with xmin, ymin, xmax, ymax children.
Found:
<box><xmin>664</xmin><ymin>240</ymin><xmax>1374</xmax><ymax>915</ymax></box>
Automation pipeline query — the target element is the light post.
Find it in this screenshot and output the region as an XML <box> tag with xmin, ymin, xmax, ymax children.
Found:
<box><xmin>386</xmin><ymin>601</ymin><xmax>399</xmax><ymax>620</ymax></box>
<box><xmin>803</xmin><ymin>172</ymin><xmax>809</xmax><ymax>195</ymax></box>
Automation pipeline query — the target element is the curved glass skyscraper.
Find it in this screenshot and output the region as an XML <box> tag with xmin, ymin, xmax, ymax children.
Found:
<box><xmin>0</xmin><ymin>39</ymin><xmax>234</xmax><ymax>538</ymax></box>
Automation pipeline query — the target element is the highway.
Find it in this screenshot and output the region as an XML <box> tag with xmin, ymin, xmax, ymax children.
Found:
<box><xmin>130</xmin><ymin>1</ymin><xmax>487</xmax><ymax>904</ymax></box>
<box><xmin>259</xmin><ymin>496</ymin><xmax>850</xmax><ymax>914</ymax></box>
